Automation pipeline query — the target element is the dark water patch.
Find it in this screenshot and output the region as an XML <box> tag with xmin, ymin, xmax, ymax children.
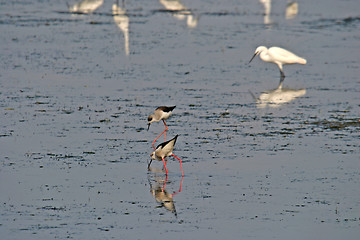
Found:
<box><xmin>302</xmin><ymin>16</ymin><xmax>360</xmax><ymax>31</ymax></box>
<box><xmin>0</xmin><ymin>16</ymin><xmax>83</xmax><ymax>27</ymax></box>
<box><xmin>38</xmin><ymin>206</ymin><xmax>66</xmax><ymax>211</ymax></box>
<box><xmin>284</xmin><ymin>209</ymin><xmax>300</xmax><ymax>214</ymax></box>
<box><xmin>99</xmin><ymin>118</ymin><xmax>110</xmax><ymax>123</ymax></box>
<box><xmin>128</xmin><ymin>139</ymin><xmax>148</xmax><ymax>143</ymax></box>
<box><xmin>83</xmin><ymin>151</ymin><xmax>95</xmax><ymax>155</ymax></box>
<box><xmin>50</xmin><ymin>154</ymin><xmax>86</xmax><ymax>162</ymax></box>
<box><xmin>1</xmin><ymin>0</ymin><xmax>359</xmax><ymax>239</ymax></box>
<box><xmin>26</xmin><ymin>152</ymin><xmax>45</xmax><ymax>160</ymax></box>
<box><xmin>308</xmin><ymin>119</ymin><xmax>360</xmax><ymax>130</ymax></box>
<box><xmin>42</xmin><ymin>198</ymin><xmax>54</xmax><ymax>201</ymax></box>
<box><xmin>0</xmin><ymin>132</ymin><xmax>13</xmax><ymax>137</ymax></box>
<box><xmin>152</xmin><ymin>9</ymin><xmax>194</xmax><ymax>16</ymax></box>
<box><xmin>88</xmin><ymin>20</ymin><xmax>112</xmax><ymax>25</ymax></box>
<box><xmin>202</xmin><ymin>11</ymin><xmax>247</xmax><ymax>17</ymax></box>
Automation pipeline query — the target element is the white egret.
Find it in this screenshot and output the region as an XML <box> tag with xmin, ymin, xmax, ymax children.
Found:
<box><xmin>249</xmin><ymin>46</ymin><xmax>307</xmax><ymax>83</ymax></box>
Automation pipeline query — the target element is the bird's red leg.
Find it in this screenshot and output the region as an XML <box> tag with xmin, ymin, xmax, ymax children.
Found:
<box><xmin>179</xmin><ymin>175</ymin><xmax>183</xmax><ymax>193</ymax></box>
<box><xmin>152</xmin><ymin>130</ymin><xmax>166</xmax><ymax>149</ymax></box>
<box><xmin>162</xmin><ymin>157</ymin><xmax>168</xmax><ymax>175</ymax></box>
<box><xmin>171</xmin><ymin>176</ymin><xmax>183</xmax><ymax>197</ymax></box>
<box><xmin>162</xmin><ymin>174</ymin><xmax>168</xmax><ymax>191</ymax></box>
<box><xmin>172</xmin><ymin>154</ymin><xmax>183</xmax><ymax>176</ymax></box>
<box><xmin>151</xmin><ymin>120</ymin><xmax>169</xmax><ymax>149</ymax></box>
<box><xmin>163</xmin><ymin>120</ymin><xmax>168</xmax><ymax>141</ymax></box>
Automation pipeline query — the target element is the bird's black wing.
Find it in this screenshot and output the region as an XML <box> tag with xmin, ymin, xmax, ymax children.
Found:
<box><xmin>157</xmin><ymin>106</ymin><xmax>176</xmax><ymax>112</ymax></box>
<box><xmin>155</xmin><ymin>135</ymin><xmax>178</xmax><ymax>150</ymax></box>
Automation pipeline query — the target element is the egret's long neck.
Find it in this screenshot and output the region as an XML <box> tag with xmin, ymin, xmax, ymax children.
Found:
<box><xmin>259</xmin><ymin>51</ymin><xmax>271</xmax><ymax>63</ymax></box>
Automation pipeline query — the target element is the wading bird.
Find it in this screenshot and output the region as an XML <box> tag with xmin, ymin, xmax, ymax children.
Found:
<box><xmin>68</xmin><ymin>0</ymin><xmax>104</xmax><ymax>14</ymax></box>
<box><xmin>147</xmin><ymin>106</ymin><xmax>176</xmax><ymax>148</ymax></box>
<box><xmin>249</xmin><ymin>46</ymin><xmax>307</xmax><ymax>84</ymax></box>
<box><xmin>148</xmin><ymin>135</ymin><xmax>183</xmax><ymax>176</ymax></box>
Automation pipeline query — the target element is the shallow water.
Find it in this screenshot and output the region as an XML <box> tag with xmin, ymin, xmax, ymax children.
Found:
<box><xmin>1</xmin><ymin>0</ymin><xmax>360</xmax><ymax>239</ymax></box>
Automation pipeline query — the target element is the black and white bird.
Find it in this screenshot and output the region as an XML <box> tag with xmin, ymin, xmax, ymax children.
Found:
<box><xmin>147</xmin><ymin>106</ymin><xmax>176</xmax><ymax>148</ymax></box>
<box><xmin>148</xmin><ymin>135</ymin><xmax>183</xmax><ymax>176</ymax></box>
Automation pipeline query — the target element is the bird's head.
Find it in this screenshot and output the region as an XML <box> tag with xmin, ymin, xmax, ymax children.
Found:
<box><xmin>249</xmin><ymin>46</ymin><xmax>267</xmax><ymax>64</ymax></box>
<box><xmin>147</xmin><ymin>115</ymin><xmax>154</xmax><ymax>130</ymax></box>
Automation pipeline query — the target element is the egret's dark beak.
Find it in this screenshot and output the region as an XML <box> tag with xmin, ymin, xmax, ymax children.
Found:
<box><xmin>147</xmin><ymin>123</ymin><xmax>150</xmax><ymax>131</ymax></box>
<box><xmin>249</xmin><ymin>52</ymin><xmax>257</xmax><ymax>64</ymax></box>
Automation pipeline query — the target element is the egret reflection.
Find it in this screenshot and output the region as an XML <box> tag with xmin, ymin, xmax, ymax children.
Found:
<box><xmin>159</xmin><ymin>0</ymin><xmax>198</xmax><ymax>28</ymax></box>
<box><xmin>253</xmin><ymin>84</ymin><xmax>306</xmax><ymax>108</ymax></box>
<box><xmin>285</xmin><ymin>1</ymin><xmax>298</xmax><ymax>19</ymax></box>
<box><xmin>68</xmin><ymin>0</ymin><xmax>104</xmax><ymax>14</ymax></box>
<box><xmin>113</xmin><ymin>1</ymin><xmax>130</xmax><ymax>56</ymax></box>
<box><xmin>259</xmin><ymin>0</ymin><xmax>272</xmax><ymax>25</ymax></box>
<box><xmin>148</xmin><ymin>171</ymin><xmax>183</xmax><ymax>217</ymax></box>
<box><xmin>259</xmin><ymin>0</ymin><xmax>299</xmax><ymax>24</ymax></box>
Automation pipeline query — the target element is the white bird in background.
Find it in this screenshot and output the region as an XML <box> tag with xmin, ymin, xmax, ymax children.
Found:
<box><xmin>286</xmin><ymin>1</ymin><xmax>299</xmax><ymax>20</ymax></box>
<box><xmin>68</xmin><ymin>0</ymin><xmax>104</xmax><ymax>14</ymax></box>
<box><xmin>249</xmin><ymin>46</ymin><xmax>307</xmax><ymax>84</ymax></box>
<box><xmin>113</xmin><ymin>0</ymin><xmax>130</xmax><ymax>56</ymax></box>
<box><xmin>159</xmin><ymin>0</ymin><xmax>198</xmax><ymax>28</ymax></box>
<box><xmin>259</xmin><ymin>0</ymin><xmax>272</xmax><ymax>25</ymax></box>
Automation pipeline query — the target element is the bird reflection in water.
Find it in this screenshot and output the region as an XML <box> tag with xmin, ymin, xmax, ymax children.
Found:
<box><xmin>259</xmin><ymin>0</ymin><xmax>299</xmax><ymax>25</ymax></box>
<box><xmin>251</xmin><ymin>84</ymin><xmax>306</xmax><ymax>108</ymax></box>
<box><xmin>68</xmin><ymin>0</ymin><xmax>104</xmax><ymax>14</ymax></box>
<box><xmin>286</xmin><ymin>1</ymin><xmax>298</xmax><ymax>20</ymax></box>
<box><xmin>148</xmin><ymin>170</ymin><xmax>183</xmax><ymax>217</ymax></box>
<box><xmin>113</xmin><ymin>0</ymin><xmax>130</xmax><ymax>56</ymax></box>
<box><xmin>159</xmin><ymin>0</ymin><xmax>198</xmax><ymax>28</ymax></box>
<box><xmin>259</xmin><ymin>0</ymin><xmax>272</xmax><ymax>25</ymax></box>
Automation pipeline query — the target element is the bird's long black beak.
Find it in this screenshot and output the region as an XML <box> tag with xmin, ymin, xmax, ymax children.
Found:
<box><xmin>248</xmin><ymin>90</ymin><xmax>259</xmax><ymax>102</ymax></box>
<box><xmin>147</xmin><ymin>123</ymin><xmax>150</xmax><ymax>131</ymax></box>
<box><xmin>249</xmin><ymin>53</ymin><xmax>257</xmax><ymax>64</ymax></box>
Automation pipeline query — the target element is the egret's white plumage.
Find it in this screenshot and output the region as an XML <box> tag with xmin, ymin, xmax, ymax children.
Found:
<box><xmin>256</xmin><ymin>85</ymin><xmax>306</xmax><ymax>108</ymax></box>
<box><xmin>112</xmin><ymin>2</ymin><xmax>130</xmax><ymax>56</ymax></box>
<box><xmin>286</xmin><ymin>1</ymin><xmax>299</xmax><ymax>20</ymax></box>
<box><xmin>249</xmin><ymin>46</ymin><xmax>306</xmax><ymax>82</ymax></box>
<box><xmin>68</xmin><ymin>0</ymin><xmax>104</xmax><ymax>14</ymax></box>
<box><xmin>159</xmin><ymin>0</ymin><xmax>198</xmax><ymax>28</ymax></box>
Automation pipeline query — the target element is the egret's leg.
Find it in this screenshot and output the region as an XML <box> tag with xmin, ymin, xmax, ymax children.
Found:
<box><xmin>279</xmin><ymin>69</ymin><xmax>285</xmax><ymax>86</ymax></box>
<box><xmin>278</xmin><ymin>77</ymin><xmax>284</xmax><ymax>89</ymax></box>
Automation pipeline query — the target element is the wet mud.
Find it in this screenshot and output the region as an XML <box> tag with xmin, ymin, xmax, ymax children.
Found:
<box><xmin>1</xmin><ymin>0</ymin><xmax>360</xmax><ymax>239</ymax></box>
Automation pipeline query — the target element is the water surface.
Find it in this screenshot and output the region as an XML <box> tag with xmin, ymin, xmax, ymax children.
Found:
<box><xmin>1</xmin><ymin>0</ymin><xmax>359</xmax><ymax>239</ymax></box>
